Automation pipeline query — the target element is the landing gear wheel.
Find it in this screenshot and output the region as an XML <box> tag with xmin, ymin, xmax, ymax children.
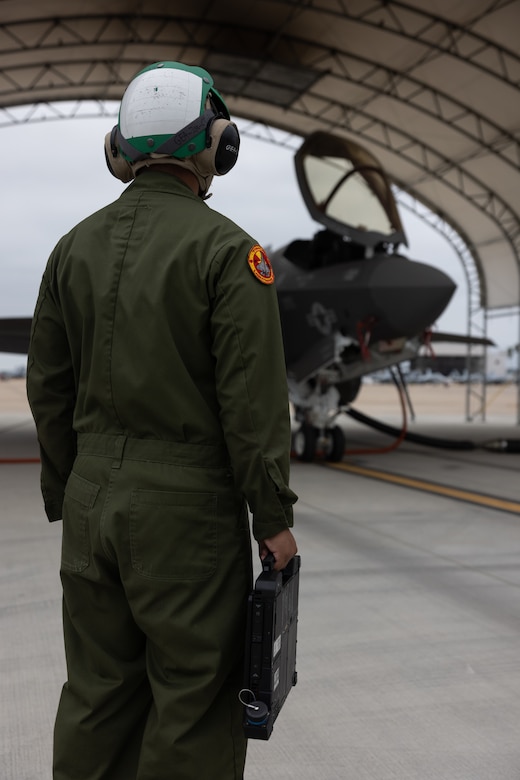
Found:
<box><xmin>293</xmin><ymin>423</ymin><xmax>318</xmax><ymax>462</ymax></box>
<box><xmin>324</xmin><ymin>426</ymin><xmax>345</xmax><ymax>462</ymax></box>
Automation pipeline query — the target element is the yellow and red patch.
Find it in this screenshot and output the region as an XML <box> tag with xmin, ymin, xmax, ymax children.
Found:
<box><xmin>247</xmin><ymin>244</ymin><xmax>275</xmax><ymax>285</ymax></box>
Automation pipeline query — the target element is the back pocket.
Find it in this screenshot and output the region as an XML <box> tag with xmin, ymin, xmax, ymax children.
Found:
<box><xmin>130</xmin><ymin>490</ymin><xmax>217</xmax><ymax>581</ymax></box>
<box><xmin>61</xmin><ymin>472</ymin><xmax>100</xmax><ymax>573</ymax></box>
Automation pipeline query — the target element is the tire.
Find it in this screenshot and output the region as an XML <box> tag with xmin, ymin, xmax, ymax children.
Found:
<box><xmin>324</xmin><ymin>425</ymin><xmax>345</xmax><ymax>462</ymax></box>
<box><xmin>293</xmin><ymin>423</ymin><xmax>318</xmax><ymax>462</ymax></box>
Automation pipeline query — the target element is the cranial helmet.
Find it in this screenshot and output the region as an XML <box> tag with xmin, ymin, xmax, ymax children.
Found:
<box><xmin>104</xmin><ymin>61</ymin><xmax>240</xmax><ymax>196</ymax></box>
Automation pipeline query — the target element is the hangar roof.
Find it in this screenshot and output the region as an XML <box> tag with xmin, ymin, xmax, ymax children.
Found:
<box><xmin>0</xmin><ymin>0</ymin><xmax>519</xmax><ymax>311</ymax></box>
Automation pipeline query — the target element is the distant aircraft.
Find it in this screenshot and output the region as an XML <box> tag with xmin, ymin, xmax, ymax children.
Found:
<box><xmin>1</xmin><ymin>131</ymin><xmax>469</xmax><ymax>462</ymax></box>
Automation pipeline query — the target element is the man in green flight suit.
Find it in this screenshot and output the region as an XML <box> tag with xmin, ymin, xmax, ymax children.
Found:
<box><xmin>27</xmin><ymin>61</ymin><xmax>298</xmax><ymax>780</ymax></box>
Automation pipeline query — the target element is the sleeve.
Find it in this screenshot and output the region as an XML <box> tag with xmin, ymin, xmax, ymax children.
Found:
<box><xmin>208</xmin><ymin>239</ymin><xmax>298</xmax><ymax>541</ymax></box>
<box><xmin>26</xmin><ymin>250</ymin><xmax>77</xmax><ymax>522</ymax></box>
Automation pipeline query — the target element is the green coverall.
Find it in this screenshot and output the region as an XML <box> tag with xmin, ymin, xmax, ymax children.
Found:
<box><xmin>26</xmin><ymin>171</ymin><xmax>297</xmax><ymax>780</ymax></box>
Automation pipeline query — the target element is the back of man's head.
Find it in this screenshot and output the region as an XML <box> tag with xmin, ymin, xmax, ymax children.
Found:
<box><xmin>104</xmin><ymin>61</ymin><xmax>240</xmax><ymax>197</ymax></box>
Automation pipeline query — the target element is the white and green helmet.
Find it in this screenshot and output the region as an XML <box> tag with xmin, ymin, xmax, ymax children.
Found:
<box><xmin>107</xmin><ymin>61</ymin><xmax>240</xmax><ymax>193</ymax></box>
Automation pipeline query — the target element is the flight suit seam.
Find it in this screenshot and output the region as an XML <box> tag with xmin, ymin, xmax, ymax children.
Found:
<box><xmin>122</xmin><ymin>456</ymin><xmax>221</xmax><ymax>469</ymax></box>
<box><xmin>99</xmin><ymin>469</ymin><xmax>118</xmax><ymax>565</ymax></box>
<box><xmin>215</xmin><ymin>279</ymin><xmax>260</xmax><ymax>444</ymax></box>
<box><xmin>26</xmin><ymin>278</ymin><xmax>50</xmax><ymax>377</ymax></box>
<box><xmin>106</xmin><ymin>199</ymin><xmax>142</xmax><ymax>430</ymax></box>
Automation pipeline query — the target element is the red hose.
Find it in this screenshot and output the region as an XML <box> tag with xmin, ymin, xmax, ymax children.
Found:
<box><xmin>0</xmin><ymin>457</ymin><xmax>40</xmax><ymax>464</ymax></box>
<box><xmin>344</xmin><ymin>376</ymin><xmax>408</xmax><ymax>456</ymax></box>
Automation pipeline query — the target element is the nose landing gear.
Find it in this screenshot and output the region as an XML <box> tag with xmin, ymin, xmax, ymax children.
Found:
<box><xmin>322</xmin><ymin>425</ymin><xmax>346</xmax><ymax>462</ymax></box>
<box><xmin>292</xmin><ymin>423</ymin><xmax>345</xmax><ymax>462</ymax></box>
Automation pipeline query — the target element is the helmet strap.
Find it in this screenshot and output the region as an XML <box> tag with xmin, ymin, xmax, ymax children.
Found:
<box><xmin>155</xmin><ymin>109</ymin><xmax>215</xmax><ymax>156</ymax></box>
<box><xmin>116</xmin><ymin>109</ymin><xmax>215</xmax><ymax>163</ymax></box>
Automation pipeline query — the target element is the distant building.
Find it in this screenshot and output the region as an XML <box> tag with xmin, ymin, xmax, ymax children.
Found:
<box><xmin>411</xmin><ymin>345</ymin><xmax>508</xmax><ymax>379</ymax></box>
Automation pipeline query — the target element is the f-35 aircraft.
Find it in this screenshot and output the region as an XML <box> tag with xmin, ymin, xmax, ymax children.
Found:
<box><xmin>0</xmin><ymin>131</ymin><xmax>457</xmax><ymax>463</ymax></box>
<box><xmin>270</xmin><ymin>131</ymin><xmax>456</xmax><ymax>461</ymax></box>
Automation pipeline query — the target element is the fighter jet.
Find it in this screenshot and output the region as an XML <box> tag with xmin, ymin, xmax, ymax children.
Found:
<box><xmin>271</xmin><ymin>131</ymin><xmax>456</xmax><ymax>461</ymax></box>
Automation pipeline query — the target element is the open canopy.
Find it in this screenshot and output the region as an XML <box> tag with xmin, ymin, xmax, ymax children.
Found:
<box><xmin>294</xmin><ymin>131</ymin><xmax>407</xmax><ymax>250</ymax></box>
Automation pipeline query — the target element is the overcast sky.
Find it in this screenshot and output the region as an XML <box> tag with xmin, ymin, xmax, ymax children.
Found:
<box><xmin>0</xmin><ymin>114</ymin><xmax>515</xmax><ymax>372</ymax></box>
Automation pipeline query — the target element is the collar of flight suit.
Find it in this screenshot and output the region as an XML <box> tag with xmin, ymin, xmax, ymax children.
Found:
<box><xmin>123</xmin><ymin>169</ymin><xmax>202</xmax><ymax>201</ymax></box>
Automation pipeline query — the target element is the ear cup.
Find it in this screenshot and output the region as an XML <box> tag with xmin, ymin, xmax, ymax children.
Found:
<box><xmin>196</xmin><ymin>118</ymin><xmax>240</xmax><ymax>176</ymax></box>
<box><xmin>214</xmin><ymin>121</ymin><xmax>240</xmax><ymax>174</ymax></box>
<box><xmin>104</xmin><ymin>128</ymin><xmax>134</xmax><ymax>183</ymax></box>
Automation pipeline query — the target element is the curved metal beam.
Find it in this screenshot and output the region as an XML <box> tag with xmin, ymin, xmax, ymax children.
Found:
<box><xmin>276</xmin><ymin>0</ymin><xmax>520</xmax><ymax>85</ymax></box>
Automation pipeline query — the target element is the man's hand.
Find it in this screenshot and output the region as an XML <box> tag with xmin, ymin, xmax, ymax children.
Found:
<box><xmin>258</xmin><ymin>528</ymin><xmax>298</xmax><ymax>571</ymax></box>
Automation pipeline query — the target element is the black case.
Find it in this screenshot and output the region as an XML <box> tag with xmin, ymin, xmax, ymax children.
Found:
<box><xmin>242</xmin><ymin>553</ymin><xmax>301</xmax><ymax>739</ymax></box>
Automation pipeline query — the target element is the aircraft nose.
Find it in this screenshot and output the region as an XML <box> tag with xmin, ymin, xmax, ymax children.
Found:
<box><xmin>370</xmin><ymin>256</ymin><xmax>456</xmax><ymax>336</ymax></box>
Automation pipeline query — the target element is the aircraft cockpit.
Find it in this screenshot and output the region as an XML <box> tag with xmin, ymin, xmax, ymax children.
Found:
<box><xmin>290</xmin><ymin>131</ymin><xmax>407</xmax><ymax>261</ymax></box>
<box><xmin>284</xmin><ymin>230</ymin><xmax>365</xmax><ymax>270</ymax></box>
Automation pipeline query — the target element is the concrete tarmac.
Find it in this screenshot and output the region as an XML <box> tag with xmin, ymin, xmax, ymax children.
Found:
<box><xmin>2</xmin><ymin>380</ymin><xmax>520</xmax><ymax>779</ymax></box>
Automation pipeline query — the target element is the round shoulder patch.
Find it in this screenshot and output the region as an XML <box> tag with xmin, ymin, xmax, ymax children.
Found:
<box><xmin>247</xmin><ymin>244</ymin><xmax>275</xmax><ymax>285</ymax></box>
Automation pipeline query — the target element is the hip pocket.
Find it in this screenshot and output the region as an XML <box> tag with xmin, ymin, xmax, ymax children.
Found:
<box><xmin>61</xmin><ymin>471</ymin><xmax>101</xmax><ymax>573</ymax></box>
<box><xmin>130</xmin><ymin>489</ymin><xmax>217</xmax><ymax>581</ymax></box>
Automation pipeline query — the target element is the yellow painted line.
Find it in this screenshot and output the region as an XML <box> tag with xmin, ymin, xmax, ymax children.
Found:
<box><xmin>327</xmin><ymin>461</ymin><xmax>520</xmax><ymax>515</ymax></box>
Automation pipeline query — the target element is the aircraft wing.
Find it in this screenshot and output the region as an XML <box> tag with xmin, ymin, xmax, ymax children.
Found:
<box><xmin>429</xmin><ymin>331</ymin><xmax>495</xmax><ymax>347</ymax></box>
<box><xmin>0</xmin><ymin>318</ymin><xmax>32</xmax><ymax>354</ymax></box>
